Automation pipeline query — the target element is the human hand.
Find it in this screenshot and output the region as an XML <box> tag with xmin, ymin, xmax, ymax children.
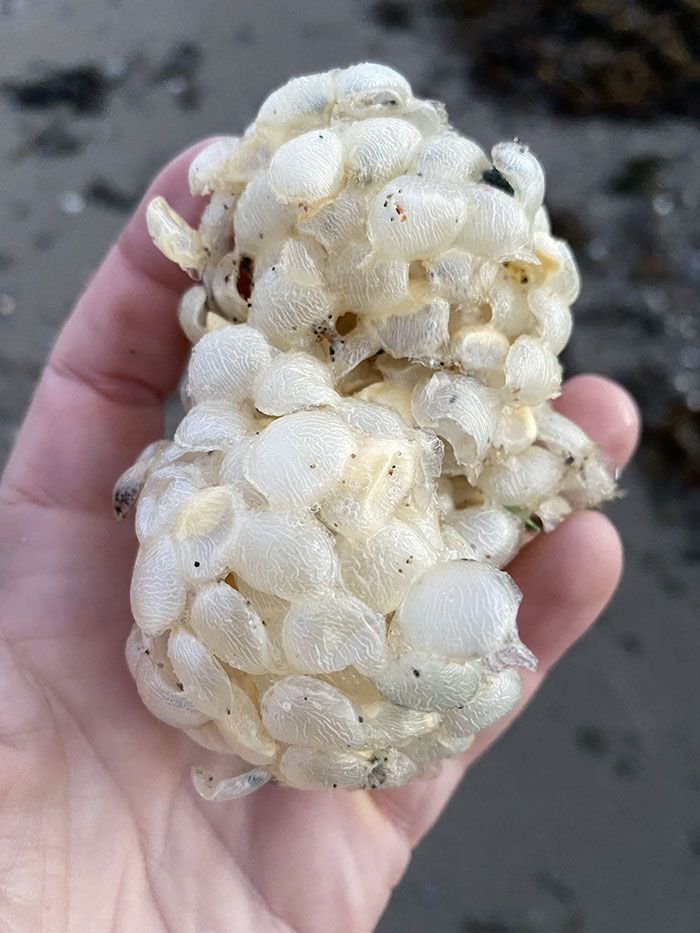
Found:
<box><xmin>0</xmin><ymin>143</ymin><xmax>639</xmax><ymax>932</ymax></box>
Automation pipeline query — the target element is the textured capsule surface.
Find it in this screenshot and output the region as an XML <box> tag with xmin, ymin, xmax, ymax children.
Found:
<box><xmin>121</xmin><ymin>62</ymin><xmax>616</xmax><ymax>799</ymax></box>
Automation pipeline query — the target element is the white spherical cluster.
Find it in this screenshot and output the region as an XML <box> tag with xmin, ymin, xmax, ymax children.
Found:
<box><xmin>118</xmin><ymin>63</ymin><xmax>616</xmax><ymax>799</ymax></box>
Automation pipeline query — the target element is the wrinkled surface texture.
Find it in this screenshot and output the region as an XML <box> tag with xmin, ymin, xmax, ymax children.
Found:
<box><xmin>117</xmin><ymin>63</ymin><xmax>615</xmax><ymax>797</ymax></box>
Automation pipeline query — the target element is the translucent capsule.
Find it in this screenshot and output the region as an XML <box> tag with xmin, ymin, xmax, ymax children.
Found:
<box><xmin>203</xmin><ymin>251</ymin><xmax>243</xmax><ymax>322</ymax></box>
<box><xmin>196</xmin><ymin>449</ymin><xmax>227</xmax><ymax>485</ymax></box>
<box><xmin>232</xmin><ymin>509</ymin><xmax>339</xmax><ymax>600</ymax></box>
<box><xmin>504</xmin><ymin>335</ymin><xmax>562</xmax><ymax>406</ymax></box>
<box><xmin>188</xmin><ymin>137</ymin><xmax>241</xmax><ymax>195</ymax></box>
<box><xmin>441</xmin><ymin>520</ymin><xmax>467</xmax><ymax>557</ymax></box>
<box><xmin>202</xmin><ymin>253</ymin><xmax>248</xmax><ymax>321</ymax></box>
<box><xmin>216</xmin><ymin>436</ymin><xmax>255</xmax><ymax>489</ymax></box>
<box><xmin>440</xmin><ymin>668</ymin><xmax>521</xmax><ymax>736</ymax></box>
<box><xmin>215</xmin><ymin>678</ymin><xmax>278</xmax><ymax>765</ymax></box>
<box><xmin>282</xmin><ymin>594</ymin><xmax>387</xmax><ymax>675</ymax></box>
<box><xmin>233</xmin><ymin>171</ymin><xmax>296</xmax><ymax>258</ymax></box>
<box><xmin>276</xmin><ymin>236</ymin><xmax>327</xmax><ymax>284</ymax></box>
<box><xmin>360</xmin><ymin>702</ymin><xmax>440</xmax><ymax>747</ymax></box>
<box><xmin>492</xmin><ymin>405</ymin><xmax>538</xmax><ymax>457</ymax></box>
<box><xmin>403</xmin><ymin>732</ymin><xmax>474</xmax><ymax>768</ymax></box>
<box><xmin>184</xmin><ymin>721</ymin><xmax>234</xmax><ymax>754</ymax></box>
<box><xmin>412</xmin><ymin>372</ymin><xmax>500</xmax><ymax>479</ymax></box>
<box><xmin>335</xmin><ymin>396</ymin><xmax>413</xmax><ymax>438</ymax></box>
<box><xmin>409</xmin><ymin>502</ymin><xmax>449</xmax><ymax>553</ymax></box>
<box><xmin>135</xmin><ymin>463</ymin><xmax>205</xmax><ymax>544</ymax></box>
<box><xmin>114</xmin><ymin>459</ymin><xmax>152</xmax><ymax>520</ymax></box>
<box><xmin>327</xmin><ymin>243</ymin><xmax>410</xmax><ymax>318</ymax></box>
<box><xmin>187</xmin><ymin>324</ymin><xmax>274</xmax><ymax>405</ymax></box>
<box><xmin>427</xmin><ymin>249</ymin><xmax>480</xmax><ymax>304</ymax></box>
<box><xmin>131</xmin><ymin>536</ymin><xmax>186</xmax><ymax>636</ymax></box>
<box><xmin>368</xmin><ymin>175</ymin><xmax>467</xmax><ymax>261</ymax></box>
<box><xmin>297</xmin><ymin>187</ymin><xmax>369</xmax><ymax>251</ymax></box>
<box><xmin>113</xmin><ymin>440</ymin><xmax>169</xmax><ymax>519</ymax></box>
<box><xmin>440</xmin><ymin>735</ymin><xmax>477</xmax><ymax>756</ymax></box>
<box><xmin>268</xmin><ymin>129</ymin><xmax>344</xmax><ymax>208</ymax></box>
<box><xmin>375</xmin><ymin>297</ymin><xmax>450</xmax><ymax>360</ymax></box>
<box><xmin>535</xmin><ymin>233</ymin><xmax>581</xmax><ymax>303</ymax></box>
<box><xmin>198</xmin><ymin>192</ymin><xmax>237</xmax><ymax>261</ymax></box>
<box><xmin>171</xmin><ymin>486</ymin><xmax>242</xmax><ymax>585</ymax></box>
<box><xmin>533</xmin><ymin>205</ymin><xmax>551</xmax><ymax>234</ymax></box>
<box><xmin>338</xmin><ymin>518</ymin><xmax>438</xmax><ymax>613</ymax></box>
<box><xmin>245</xmin><ymin>410</ymin><xmax>354</xmax><ymax>508</ymax></box>
<box><xmin>174</xmin><ymin>399</ymin><xmax>253</xmax><ymax>451</ymax></box>
<box><xmin>436</xmin><ymin>476</ymin><xmax>456</xmax><ymax>518</ymax></box>
<box><xmin>320</xmin><ymin>436</ymin><xmax>416</xmax><ymax>541</ymax></box>
<box><xmin>127</xmin><ymin>627</ymin><xmax>173</xmax><ymax>673</ymax></box>
<box><xmin>137</xmin><ymin>439</ymin><xmax>173</xmax><ymax>467</ymax></box>
<box><xmin>561</xmin><ymin>455</ymin><xmax>617</xmax><ymax>510</ymax></box>
<box><xmin>533</xmin><ymin>403</ymin><xmax>593</xmax><ymax>466</ymax></box>
<box><xmin>448</xmin><ymin>505</ymin><xmax>524</xmax><ymax>568</ymax></box>
<box><xmin>248</xmin><ymin>244</ymin><xmax>333</xmax><ymax>349</ymax></box>
<box><xmin>190</xmin><ymin>580</ymin><xmax>271</xmax><ymax>674</ymax></box>
<box><xmin>192</xmin><ymin>766</ymin><xmax>271</xmax><ymax>801</ymax></box>
<box><xmin>322</xmin><ymin>666</ymin><xmax>384</xmax><ymax>705</ymax></box>
<box><xmin>279</xmin><ymin>747</ymin><xmax>372</xmax><ymax>790</ymax></box>
<box><xmin>375</xmin><ymin>650</ymin><xmax>482</xmax><ymax>712</ymax></box>
<box><xmin>527</xmin><ymin>287</ymin><xmax>573</xmax><ymax>355</ymax></box>
<box><xmin>491</xmin><ymin>141</ymin><xmax>545</xmax><ymax>220</ymax></box>
<box><xmin>235</xmin><ymin>582</ymin><xmax>291</xmax><ymax>674</ymax></box>
<box><xmin>177</xmin><ymin>285</ymin><xmax>208</xmax><ymax>344</ymax></box>
<box><xmin>126</xmin><ymin>627</ymin><xmax>208</xmax><ymax>729</ymax></box>
<box><xmin>253</xmin><ymin>351</ymin><xmax>339</xmax><ymax>415</ymax></box>
<box><xmin>261</xmin><ymin>676</ymin><xmax>365</xmax><ymax>749</ymax></box>
<box><xmin>334</xmin><ymin>62</ymin><xmax>412</xmax><ymax>116</ymax></box>
<box><xmin>365</xmin><ymin>748</ymin><xmax>421</xmax><ymax>788</ymax></box>
<box><xmin>356</xmin><ymin>381</ymin><xmax>414</xmax><ymax>425</ymax></box>
<box><xmin>236</xmin><ymin>581</ymin><xmax>290</xmax><ymax>628</ymax></box>
<box><xmin>394</xmin><ymin>559</ymin><xmax>527</xmax><ymax>664</ymax></box>
<box><xmin>536</xmin><ymin>494</ymin><xmax>573</xmax><ymax>531</ymax></box>
<box><xmin>478</xmin><ymin>446</ymin><xmax>566</xmax><ymax>509</ymax></box>
<box><xmin>279</xmin><ymin>744</ymin><xmax>419</xmax><ymax>790</ymax></box>
<box><xmin>415</xmin><ymin>131</ymin><xmax>490</xmax><ymax>184</ymax></box>
<box><xmin>331</xmin><ymin>323</ymin><xmax>383</xmax><ymax>380</ymax></box>
<box><xmin>451</xmin><ymin>326</ymin><xmax>510</xmax><ymax>385</ymax></box>
<box><xmin>488</xmin><ymin>278</ymin><xmax>533</xmax><ymax>338</ymax></box>
<box><xmin>146</xmin><ymin>196</ymin><xmax>206</xmax><ymax>278</ymax></box>
<box><xmin>256</xmin><ymin>70</ymin><xmax>336</xmax><ymax>133</ymax></box>
<box><xmin>226</xmin><ymin>130</ymin><xmax>275</xmax><ymax>182</ymax></box>
<box><xmin>411</xmin><ymin>432</ymin><xmax>452</xmax><ymax>513</ymax></box>
<box><xmin>204</xmin><ymin>312</ymin><xmax>232</xmax><ymax>336</ymax></box>
<box><xmin>402</xmin><ymin>98</ymin><xmax>448</xmax><ymax>136</ymax></box>
<box><xmin>459</xmin><ymin>186</ymin><xmax>534</xmax><ymax>262</ymax></box>
<box><xmin>167</xmin><ymin>627</ymin><xmax>232</xmax><ymax>719</ymax></box>
<box><xmin>342</xmin><ymin>117</ymin><xmax>421</xmax><ymax>186</ymax></box>
<box><xmin>345</xmin><ymin>359</ymin><xmax>389</xmax><ymax>396</ymax></box>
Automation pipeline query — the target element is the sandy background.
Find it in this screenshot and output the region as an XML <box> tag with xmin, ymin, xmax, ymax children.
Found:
<box><xmin>1</xmin><ymin>2</ymin><xmax>698</xmax><ymax>930</ymax></box>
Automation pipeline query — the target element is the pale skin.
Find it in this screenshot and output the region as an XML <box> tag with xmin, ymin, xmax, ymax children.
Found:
<box><xmin>0</xmin><ymin>142</ymin><xmax>640</xmax><ymax>932</ymax></box>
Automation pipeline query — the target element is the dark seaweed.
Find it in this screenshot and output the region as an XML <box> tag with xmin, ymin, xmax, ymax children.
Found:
<box><xmin>85</xmin><ymin>179</ymin><xmax>139</xmax><ymax>212</ymax></box>
<box><xmin>2</xmin><ymin>65</ymin><xmax>114</xmax><ymax>114</ymax></box>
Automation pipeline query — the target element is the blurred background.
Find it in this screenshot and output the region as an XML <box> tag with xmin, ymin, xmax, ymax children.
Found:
<box><xmin>0</xmin><ymin>1</ymin><xmax>698</xmax><ymax>930</ymax></box>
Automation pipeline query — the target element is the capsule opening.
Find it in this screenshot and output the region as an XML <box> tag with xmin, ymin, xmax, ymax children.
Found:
<box><xmin>335</xmin><ymin>311</ymin><xmax>358</xmax><ymax>336</ymax></box>
<box><xmin>236</xmin><ymin>256</ymin><xmax>255</xmax><ymax>301</ymax></box>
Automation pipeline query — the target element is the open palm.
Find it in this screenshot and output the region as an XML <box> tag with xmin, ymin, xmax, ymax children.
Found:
<box><xmin>0</xmin><ymin>144</ymin><xmax>639</xmax><ymax>932</ymax></box>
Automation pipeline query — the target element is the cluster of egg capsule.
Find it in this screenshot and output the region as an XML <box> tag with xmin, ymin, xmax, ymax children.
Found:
<box><xmin>117</xmin><ymin>63</ymin><xmax>616</xmax><ymax>798</ymax></box>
